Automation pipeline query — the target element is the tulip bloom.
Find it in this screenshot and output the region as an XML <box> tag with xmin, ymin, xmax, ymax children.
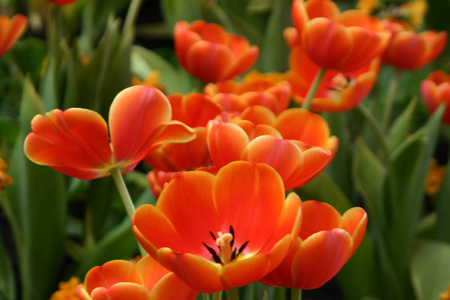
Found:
<box><xmin>207</xmin><ymin>108</ymin><xmax>338</xmax><ymax>190</ymax></box>
<box><xmin>0</xmin><ymin>14</ymin><xmax>27</xmax><ymax>57</ymax></box>
<box><xmin>133</xmin><ymin>161</ymin><xmax>300</xmax><ymax>293</ymax></box>
<box><xmin>286</xmin><ymin>44</ymin><xmax>380</xmax><ymax>111</ymax></box>
<box><xmin>24</xmin><ymin>86</ymin><xmax>195</xmax><ymax>180</ymax></box>
<box><xmin>289</xmin><ymin>0</ymin><xmax>389</xmax><ymax>72</ymax></box>
<box><xmin>77</xmin><ymin>255</ymin><xmax>198</xmax><ymax>300</ymax></box>
<box><xmin>261</xmin><ymin>201</ymin><xmax>367</xmax><ymax>289</ymax></box>
<box><xmin>204</xmin><ymin>71</ymin><xmax>291</xmax><ymax>115</ymax></box>
<box><xmin>174</xmin><ymin>20</ymin><xmax>259</xmax><ymax>82</ymax></box>
<box><xmin>421</xmin><ymin>70</ymin><xmax>450</xmax><ymax>124</ymax></box>
<box><xmin>381</xmin><ymin>19</ymin><xmax>447</xmax><ymax>70</ymax></box>
<box><xmin>144</xmin><ymin>93</ymin><xmax>222</xmax><ymax>171</ymax></box>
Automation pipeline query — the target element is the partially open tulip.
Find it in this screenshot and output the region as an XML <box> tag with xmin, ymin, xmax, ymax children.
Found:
<box><xmin>421</xmin><ymin>70</ymin><xmax>450</xmax><ymax>124</ymax></box>
<box><xmin>77</xmin><ymin>255</ymin><xmax>198</xmax><ymax>300</ymax></box>
<box><xmin>381</xmin><ymin>18</ymin><xmax>447</xmax><ymax>70</ymax></box>
<box><xmin>133</xmin><ymin>161</ymin><xmax>300</xmax><ymax>293</ymax></box>
<box><xmin>288</xmin><ymin>0</ymin><xmax>389</xmax><ymax>72</ymax></box>
<box><xmin>286</xmin><ymin>44</ymin><xmax>381</xmax><ymax>111</ymax></box>
<box><xmin>261</xmin><ymin>201</ymin><xmax>367</xmax><ymax>289</ymax></box>
<box><xmin>144</xmin><ymin>93</ymin><xmax>222</xmax><ymax>171</ymax></box>
<box><xmin>0</xmin><ymin>14</ymin><xmax>27</xmax><ymax>57</ymax></box>
<box><xmin>24</xmin><ymin>86</ymin><xmax>195</xmax><ymax>180</ymax></box>
<box><xmin>204</xmin><ymin>71</ymin><xmax>291</xmax><ymax>115</ymax></box>
<box><xmin>174</xmin><ymin>20</ymin><xmax>259</xmax><ymax>82</ymax></box>
<box><xmin>207</xmin><ymin>107</ymin><xmax>338</xmax><ymax>190</ymax></box>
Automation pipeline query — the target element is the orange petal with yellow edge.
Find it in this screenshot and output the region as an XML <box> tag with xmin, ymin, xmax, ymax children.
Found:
<box><xmin>151</xmin><ymin>273</ymin><xmax>199</xmax><ymax>300</ymax></box>
<box><xmin>89</xmin><ymin>283</ymin><xmax>151</xmax><ymax>300</ymax></box>
<box><xmin>339</xmin><ymin>207</ymin><xmax>368</xmax><ymax>256</ymax></box>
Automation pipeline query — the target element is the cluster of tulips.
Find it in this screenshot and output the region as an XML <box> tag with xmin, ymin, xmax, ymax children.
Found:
<box><xmin>1</xmin><ymin>0</ymin><xmax>450</xmax><ymax>299</ymax></box>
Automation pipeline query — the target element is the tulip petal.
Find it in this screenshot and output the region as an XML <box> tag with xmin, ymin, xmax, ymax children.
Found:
<box><xmin>298</xmin><ymin>201</ymin><xmax>341</xmax><ymax>240</ymax></box>
<box><xmin>151</xmin><ymin>273</ymin><xmax>199</xmax><ymax>300</ymax></box>
<box><xmin>339</xmin><ymin>207</ymin><xmax>368</xmax><ymax>256</ymax></box>
<box><xmin>90</xmin><ymin>283</ymin><xmax>151</xmax><ymax>300</ymax></box>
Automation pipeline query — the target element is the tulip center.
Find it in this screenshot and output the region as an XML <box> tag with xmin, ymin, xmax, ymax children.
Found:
<box><xmin>327</xmin><ymin>74</ymin><xmax>355</xmax><ymax>98</ymax></box>
<box><xmin>203</xmin><ymin>226</ymin><xmax>249</xmax><ymax>265</ymax></box>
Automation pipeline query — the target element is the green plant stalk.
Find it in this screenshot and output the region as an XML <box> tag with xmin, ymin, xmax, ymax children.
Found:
<box><xmin>301</xmin><ymin>67</ymin><xmax>326</xmax><ymax>111</ymax></box>
<box><xmin>290</xmin><ymin>289</ymin><xmax>301</xmax><ymax>300</ymax></box>
<box><xmin>213</xmin><ymin>291</ymin><xmax>222</xmax><ymax>300</ymax></box>
<box><xmin>382</xmin><ymin>68</ymin><xmax>402</xmax><ymax>131</ymax></box>
<box><xmin>110</xmin><ymin>167</ymin><xmax>147</xmax><ymax>256</ymax></box>
<box><xmin>203</xmin><ymin>293</ymin><xmax>210</xmax><ymax>300</ymax></box>
<box><xmin>123</xmin><ymin>0</ymin><xmax>143</xmax><ymax>36</ymax></box>
<box><xmin>227</xmin><ymin>287</ymin><xmax>240</xmax><ymax>300</ymax></box>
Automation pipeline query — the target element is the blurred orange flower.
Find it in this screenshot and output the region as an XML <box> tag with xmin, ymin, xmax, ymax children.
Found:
<box><xmin>174</xmin><ymin>20</ymin><xmax>259</xmax><ymax>82</ymax></box>
<box><xmin>0</xmin><ymin>14</ymin><xmax>27</xmax><ymax>57</ymax></box>
<box><xmin>421</xmin><ymin>70</ymin><xmax>450</xmax><ymax>124</ymax></box>
<box><xmin>133</xmin><ymin>161</ymin><xmax>300</xmax><ymax>293</ymax></box>
<box><xmin>77</xmin><ymin>256</ymin><xmax>198</xmax><ymax>300</ymax></box>
<box><xmin>261</xmin><ymin>201</ymin><xmax>367</xmax><ymax>289</ymax></box>
<box><xmin>24</xmin><ymin>86</ymin><xmax>195</xmax><ymax>180</ymax></box>
<box><xmin>50</xmin><ymin>277</ymin><xmax>80</xmax><ymax>300</ymax></box>
<box><xmin>46</xmin><ymin>0</ymin><xmax>78</xmax><ymax>5</ymax></box>
<box><xmin>382</xmin><ymin>19</ymin><xmax>447</xmax><ymax>70</ymax></box>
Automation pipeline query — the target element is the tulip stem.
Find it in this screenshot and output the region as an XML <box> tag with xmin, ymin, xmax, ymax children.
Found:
<box><xmin>202</xmin><ymin>293</ymin><xmax>210</xmax><ymax>300</ymax></box>
<box><xmin>213</xmin><ymin>291</ymin><xmax>222</xmax><ymax>300</ymax></box>
<box><xmin>227</xmin><ymin>287</ymin><xmax>240</xmax><ymax>300</ymax></box>
<box><xmin>123</xmin><ymin>0</ymin><xmax>143</xmax><ymax>37</ymax></box>
<box><xmin>291</xmin><ymin>288</ymin><xmax>302</xmax><ymax>300</ymax></box>
<box><xmin>110</xmin><ymin>167</ymin><xmax>148</xmax><ymax>257</ymax></box>
<box><xmin>381</xmin><ymin>68</ymin><xmax>402</xmax><ymax>131</ymax></box>
<box><xmin>301</xmin><ymin>67</ymin><xmax>326</xmax><ymax>111</ymax></box>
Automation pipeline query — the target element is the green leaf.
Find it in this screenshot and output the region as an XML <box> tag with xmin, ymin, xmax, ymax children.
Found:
<box><xmin>0</xmin><ymin>235</ymin><xmax>15</xmax><ymax>300</ymax></box>
<box><xmin>386</xmin><ymin>98</ymin><xmax>417</xmax><ymax>152</ymax></box>
<box><xmin>435</xmin><ymin>145</ymin><xmax>450</xmax><ymax>242</ymax></box>
<box><xmin>161</xmin><ymin>0</ymin><xmax>203</xmax><ymax>29</ymax></box>
<box><xmin>247</xmin><ymin>0</ymin><xmax>275</xmax><ymax>12</ymax></box>
<box><xmin>6</xmin><ymin>77</ymin><xmax>66</xmax><ymax>300</ymax></box>
<box><xmin>411</xmin><ymin>239</ymin><xmax>450</xmax><ymax>300</ymax></box>
<box><xmin>298</xmin><ymin>172</ymin><xmax>352</xmax><ymax>214</ymax></box>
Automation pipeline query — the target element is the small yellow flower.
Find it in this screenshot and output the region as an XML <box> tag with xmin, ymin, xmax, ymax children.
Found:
<box><xmin>357</xmin><ymin>0</ymin><xmax>379</xmax><ymax>14</ymax></box>
<box><xmin>425</xmin><ymin>159</ymin><xmax>446</xmax><ymax>196</ymax></box>
<box><xmin>0</xmin><ymin>158</ymin><xmax>14</xmax><ymax>190</ymax></box>
<box><xmin>132</xmin><ymin>70</ymin><xmax>166</xmax><ymax>93</ymax></box>
<box><xmin>400</xmin><ymin>0</ymin><xmax>428</xmax><ymax>29</ymax></box>
<box><xmin>49</xmin><ymin>277</ymin><xmax>80</xmax><ymax>300</ymax></box>
<box><xmin>440</xmin><ymin>285</ymin><xmax>450</xmax><ymax>300</ymax></box>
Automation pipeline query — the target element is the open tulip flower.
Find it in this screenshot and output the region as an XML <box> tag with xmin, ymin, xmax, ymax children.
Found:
<box><xmin>204</xmin><ymin>71</ymin><xmax>291</xmax><ymax>115</ymax></box>
<box><xmin>286</xmin><ymin>44</ymin><xmax>381</xmax><ymax>111</ymax></box>
<box><xmin>261</xmin><ymin>200</ymin><xmax>367</xmax><ymax>290</ymax></box>
<box><xmin>207</xmin><ymin>107</ymin><xmax>338</xmax><ymax>190</ymax></box>
<box><xmin>77</xmin><ymin>255</ymin><xmax>198</xmax><ymax>300</ymax></box>
<box><xmin>0</xmin><ymin>14</ymin><xmax>27</xmax><ymax>57</ymax></box>
<box><xmin>174</xmin><ymin>20</ymin><xmax>259</xmax><ymax>83</ymax></box>
<box><xmin>144</xmin><ymin>93</ymin><xmax>222</xmax><ymax>171</ymax></box>
<box><xmin>132</xmin><ymin>161</ymin><xmax>301</xmax><ymax>293</ymax></box>
<box><xmin>24</xmin><ymin>86</ymin><xmax>196</xmax><ymax>180</ymax></box>
<box><xmin>288</xmin><ymin>0</ymin><xmax>389</xmax><ymax>72</ymax></box>
<box><xmin>421</xmin><ymin>70</ymin><xmax>450</xmax><ymax>124</ymax></box>
<box><xmin>381</xmin><ymin>18</ymin><xmax>447</xmax><ymax>70</ymax></box>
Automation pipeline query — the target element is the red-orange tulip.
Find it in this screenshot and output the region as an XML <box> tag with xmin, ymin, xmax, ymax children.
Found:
<box><xmin>24</xmin><ymin>86</ymin><xmax>195</xmax><ymax>180</ymax></box>
<box><xmin>174</xmin><ymin>20</ymin><xmax>259</xmax><ymax>82</ymax></box>
<box><xmin>144</xmin><ymin>93</ymin><xmax>222</xmax><ymax>171</ymax></box>
<box><xmin>0</xmin><ymin>14</ymin><xmax>27</xmax><ymax>57</ymax></box>
<box><xmin>286</xmin><ymin>44</ymin><xmax>381</xmax><ymax>111</ymax></box>
<box><xmin>261</xmin><ymin>201</ymin><xmax>367</xmax><ymax>289</ymax></box>
<box><xmin>132</xmin><ymin>161</ymin><xmax>300</xmax><ymax>293</ymax></box>
<box><xmin>207</xmin><ymin>108</ymin><xmax>338</xmax><ymax>190</ymax></box>
<box><xmin>77</xmin><ymin>255</ymin><xmax>198</xmax><ymax>300</ymax></box>
<box><xmin>421</xmin><ymin>70</ymin><xmax>450</xmax><ymax>124</ymax></box>
<box><xmin>289</xmin><ymin>0</ymin><xmax>389</xmax><ymax>72</ymax></box>
<box><xmin>381</xmin><ymin>19</ymin><xmax>447</xmax><ymax>70</ymax></box>
<box><xmin>204</xmin><ymin>71</ymin><xmax>291</xmax><ymax>115</ymax></box>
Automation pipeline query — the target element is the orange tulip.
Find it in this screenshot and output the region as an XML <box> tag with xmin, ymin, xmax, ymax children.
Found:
<box><xmin>289</xmin><ymin>0</ymin><xmax>389</xmax><ymax>72</ymax></box>
<box><xmin>132</xmin><ymin>161</ymin><xmax>300</xmax><ymax>293</ymax></box>
<box><xmin>381</xmin><ymin>19</ymin><xmax>447</xmax><ymax>70</ymax></box>
<box><xmin>0</xmin><ymin>14</ymin><xmax>27</xmax><ymax>57</ymax></box>
<box><xmin>24</xmin><ymin>86</ymin><xmax>195</xmax><ymax>180</ymax></box>
<box><xmin>421</xmin><ymin>70</ymin><xmax>450</xmax><ymax>124</ymax></box>
<box><xmin>174</xmin><ymin>20</ymin><xmax>259</xmax><ymax>82</ymax></box>
<box><xmin>204</xmin><ymin>71</ymin><xmax>291</xmax><ymax>115</ymax></box>
<box><xmin>77</xmin><ymin>255</ymin><xmax>198</xmax><ymax>300</ymax></box>
<box><xmin>144</xmin><ymin>93</ymin><xmax>222</xmax><ymax>171</ymax></box>
<box><xmin>286</xmin><ymin>44</ymin><xmax>381</xmax><ymax>111</ymax></box>
<box><xmin>261</xmin><ymin>200</ymin><xmax>367</xmax><ymax>289</ymax></box>
<box><xmin>207</xmin><ymin>107</ymin><xmax>338</xmax><ymax>190</ymax></box>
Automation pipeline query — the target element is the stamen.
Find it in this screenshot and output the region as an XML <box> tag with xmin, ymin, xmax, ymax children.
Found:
<box><xmin>216</xmin><ymin>232</ymin><xmax>233</xmax><ymax>264</ymax></box>
<box><xmin>202</xmin><ymin>226</ymin><xmax>250</xmax><ymax>264</ymax></box>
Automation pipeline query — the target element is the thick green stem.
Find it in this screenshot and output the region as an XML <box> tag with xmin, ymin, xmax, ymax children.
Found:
<box><xmin>203</xmin><ymin>293</ymin><xmax>210</xmax><ymax>300</ymax></box>
<box><xmin>301</xmin><ymin>67</ymin><xmax>326</xmax><ymax>111</ymax></box>
<box><xmin>291</xmin><ymin>288</ymin><xmax>302</xmax><ymax>300</ymax></box>
<box><xmin>227</xmin><ymin>287</ymin><xmax>240</xmax><ymax>300</ymax></box>
<box><xmin>213</xmin><ymin>291</ymin><xmax>222</xmax><ymax>300</ymax></box>
<box><xmin>382</xmin><ymin>68</ymin><xmax>402</xmax><ymax>131</ymax></box>
<box><xmin>110</xmin><ymin>167</ymin><xmax>147</xmax><ymax>256</ymax></box>
<box><xmin>123</xmin><ymin>0</ymin><xmax>143</xmax><ymax>36</ymax></box>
